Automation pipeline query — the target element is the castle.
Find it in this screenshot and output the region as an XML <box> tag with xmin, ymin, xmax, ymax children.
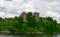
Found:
<box><xmin>34</xmin><ymin>12</ymin><xmax>39</xmax><ymax>21</ymax></box>
<box><xmin>20</xmin><ymin>12</ymin><xmax>39</xmax><ymax>22</ymax></box>
<box><xmin>20</xmin><ymin>12</ymin><xmax>27</xmax><ymax>22</ymax></box>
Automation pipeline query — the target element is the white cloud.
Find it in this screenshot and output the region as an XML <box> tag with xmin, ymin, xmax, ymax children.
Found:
<box><xmin>0</xmin><ymin>0</ymin><xmax>60</xmax><ymax>22</ymax></box>
<box><xmin>0</xmin><ymin>0</ymin><xmax>4</xmax><ymax>7</ymax></box>
<box><xmin>21</xmin><ymin>3</ymin><xmax>36</xmax><ymax>12</ymax></box>
<box><xmin>0</xmin><ymin>12</ymin><xmax>5</xmax><ymax>18</ymax></box>
<box><xmin>5</xmin><ymin>13</ymin><xmax>15</xmax><ymax>18</ymax></box>
<box><xmin>45</xmin><ymin>10</ymin><xmax>57</xmax><ymax>17</ymax></box>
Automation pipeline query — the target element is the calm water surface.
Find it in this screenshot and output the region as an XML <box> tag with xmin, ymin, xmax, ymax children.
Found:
<box><xmin>0</xmin><ymin>34</ymin><xmax>60</xmax><ymax>37</ymax></box>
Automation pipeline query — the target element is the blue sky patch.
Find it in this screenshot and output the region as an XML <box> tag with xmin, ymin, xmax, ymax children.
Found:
<box><xmin>5</xmin><ymin>0</ymin><xmax>12</xmax><ymax>1</ymax></box>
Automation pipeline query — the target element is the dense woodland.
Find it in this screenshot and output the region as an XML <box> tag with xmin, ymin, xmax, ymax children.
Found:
<box><xmin>0</xmin><ymin>12</ymin><xmax>60</xmax><ymax>34</ymax></box>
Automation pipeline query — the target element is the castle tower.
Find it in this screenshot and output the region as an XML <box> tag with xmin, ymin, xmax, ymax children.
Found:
<box><xmin>21</xmin><ymin>12</ymin><xmax>26</xmax><ymax>22</ymax></box>
<box><xmin>34</xmin><ymin>12</ymin><xmax>39</xmax><ymax>21</ymax></box>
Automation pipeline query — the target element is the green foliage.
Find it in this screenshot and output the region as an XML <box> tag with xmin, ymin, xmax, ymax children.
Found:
<box><xmin>0</xmin><ymin>12</ymin><xmax>60</xmax><ymax>34</ymax></box>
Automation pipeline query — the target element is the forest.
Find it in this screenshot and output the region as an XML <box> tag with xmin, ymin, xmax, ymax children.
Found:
<box><xmin>0</xmin><ymin>12</ymin><xmax>60</xmax><ymax>34</ymax></box>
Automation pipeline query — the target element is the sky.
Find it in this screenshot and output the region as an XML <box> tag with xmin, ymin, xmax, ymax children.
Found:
<box><xmin>0</xmin><ymin>0</ymin><xmax>60</xmax><ymax>23</ymax></box>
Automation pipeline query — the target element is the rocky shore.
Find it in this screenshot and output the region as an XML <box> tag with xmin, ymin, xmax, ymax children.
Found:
<box><xmin>0</xmin><ymin>30</ymin><xmax>43</xmax><ymax>34</ymax></box>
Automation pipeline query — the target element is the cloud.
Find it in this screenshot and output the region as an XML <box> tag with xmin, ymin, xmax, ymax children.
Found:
<box><xmin>0</xmin><ymin>12</ymin><xmax>5</xmax><ymax>18</ymax></box>
<box><xmin>21</xmin><ymin>3</ymin><xmax>36</xmax><ymax>12</ymax></box>
<box><xmin>5</xmin><ymin>0</ymin><xmax>12</xmax><ymax>1</ymax></box>
<box><xmin>0</xmin><ymin>0</ymin><xmax>60</xmax><ymax>23</ymax></box>
<box><xmin>5</xmin><ymin>13</ymin><xmax>15</xmax><ymax>18</ymax></box>
<box><xmin>27</xmin><ymin>0</ymin><xmax>60</xmax><ymax>23</ymax></box>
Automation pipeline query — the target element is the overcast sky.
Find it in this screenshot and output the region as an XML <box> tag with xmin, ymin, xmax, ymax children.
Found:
<box><xmin>0</xmin><ymin>0</ymin><xmax>60</xmax><ymax>23</ymax></box>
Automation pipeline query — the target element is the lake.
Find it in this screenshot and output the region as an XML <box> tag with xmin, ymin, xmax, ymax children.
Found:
<box><xmin>0</xmin><ymin>34</ymin><xmax>60</xmax><ymax>37</ymax></box>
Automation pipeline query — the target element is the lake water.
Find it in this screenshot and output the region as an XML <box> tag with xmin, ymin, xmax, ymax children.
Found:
<box><xmin>0</xmin><ymin>34</ymin><xmax>60</xmax><ymax>37</ymax></box>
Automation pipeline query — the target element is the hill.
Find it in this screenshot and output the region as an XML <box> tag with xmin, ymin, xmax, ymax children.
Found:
<box><xmin>0</xmin><ymin>12</ymin><xmax>60</xmax><ymax>34</ymax></box>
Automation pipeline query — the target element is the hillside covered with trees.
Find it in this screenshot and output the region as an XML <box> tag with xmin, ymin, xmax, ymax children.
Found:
<box><xmin>0</xmin><ymin>12</ymin><xmax>60</xmax><ymax>34</ymax></box>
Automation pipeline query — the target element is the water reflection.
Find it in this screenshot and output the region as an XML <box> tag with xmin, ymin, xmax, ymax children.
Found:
<box><xmin>0</xmin><ymin>34</ymin><xmax>59</xmax><ymax>37</ymax></box>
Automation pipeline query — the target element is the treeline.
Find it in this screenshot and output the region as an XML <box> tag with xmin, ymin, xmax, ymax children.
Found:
<box><xmin>0</xmin><ymin>12</ymin><xmax>60</xmax><ymax>34</ymax></box>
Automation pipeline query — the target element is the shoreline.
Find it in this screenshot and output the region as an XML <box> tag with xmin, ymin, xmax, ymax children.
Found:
<box><xmin>0</xmin><ymin>30</ymin><xmax>43</xmax><ymax>34</ymax></box>
<box><xmin>0</xmin><ymin>31</ymin><xmax>59</xmax><ymax>35</ymax></box>
<box><xmin>0</xmin><ymin>30</ymin><xmax>59</xmax><ymax>34</ymax></box>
